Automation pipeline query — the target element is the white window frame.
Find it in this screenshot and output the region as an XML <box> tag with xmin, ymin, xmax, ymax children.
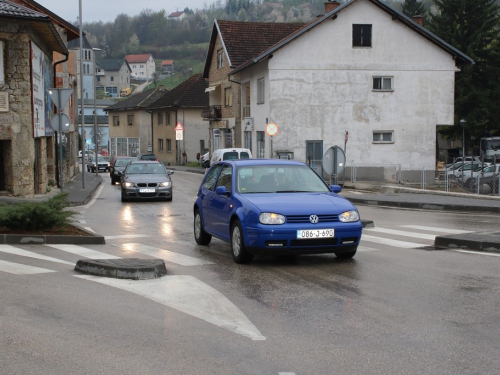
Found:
<box><xmin>0</xmin><ymin>41</ymin><xmax>4</xmax><ymax>84</ymax></box>
<box><xmin>373</xmin><ymin>76</ymin><xmax>393</xmax><ymax>91</ymax></box>
<box><xmin>373</xmin><ymin>131</ymin><xmax>394</xmax><ymax>143</ymax></box>
<box><xmin>257</xmin><ymin>78</ymin><xmax>265</xmax><ymax>104</ymax></box>
<box><xmin>217</xmin><ymin>50</ymin><xmax>224</xmax><ymax>69</ymax></box>
<box><xmin>158</xmin><ymin>138</ymin><xmax>164</xmax><ymax>151</ymax></box>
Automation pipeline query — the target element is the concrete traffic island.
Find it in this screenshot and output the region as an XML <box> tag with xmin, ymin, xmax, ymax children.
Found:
<box><xmin>74</xmin><ymin>258</ymin><xmax>167</xmax><ymax>280</ymax></box>
<box><xmin>435</xmin><ymin>231</ymin><xmax>500</xmax><ymax>253</ymax></box>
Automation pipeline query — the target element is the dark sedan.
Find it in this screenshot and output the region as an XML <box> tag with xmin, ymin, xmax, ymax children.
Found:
<box><xmin>110</xmin><ymin>157</ymin><xmax>135</xmax><ymax>185</ymax></box>
<box><xmin>120</xmin><ymin>161</ymin><xmax>174</xmax><ymax>202</ymax></box>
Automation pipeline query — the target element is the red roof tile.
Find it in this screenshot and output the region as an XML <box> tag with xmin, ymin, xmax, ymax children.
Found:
<box><xmin>125</xmin><ymin>54</ymin><xmax>153</xmax><ymax>63</ymax></box>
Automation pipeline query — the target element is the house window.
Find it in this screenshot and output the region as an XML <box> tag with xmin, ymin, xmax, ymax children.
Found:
<box><xmin>373</xmin><ymin>131</ymin><xmax>394</xmax><ymax>143</ymax></box>
<box><xmin>158</xmin><ymin>138</ymin><xmax>164</xmax><ymax>151</ymax></box>
<box><xmin>140</xmin><ymin>64</ymin><xmax>144</xmax><ymax>68</ymax></box>
<box><xmin>224</xmin><ymin>87</ymin><xmax>232</xmax><ymax>107</ymax></box>
<box><xmin>373</xmin><ymin>76</ymin><xmax>393</xmax><ymax>91</ymax></box>
<box><xmin>353</xmin><ymin>24</ymin><xmax>372</xmax><ymax>47</ymax></box>
<box><xmin>113</xmin><ymin>116</ymin><xmax>120</xmax><ymax>126</ymax></box>
<box><xmin>158</xmin><ymin>112</ymin><xmax>163</xmax><ymax>125</ymax></box>
<box><xmin>166</xmin><ymin>112</ymin><xmax>171</xmax><ymax>125</ymax></box>
<box><xmin>0</xmin><ymin>41</ymin><xmax>4</xmax><ymax>84</ymax></box>
<box><xmin>257</xmin><ymin>131</ymin><xmax>265</xmax><ymax>158</ymax></box>
<box><xmin>244</xmin><ymin>131</ymin><xmax>252</xmax><ymax>151</ymax></box>
<box><xmin>217</xmin><ymin>49</ymin><xmax>224</xmax><ymax>69</ymax></box>
<box><xmin>167</xmin><ymin>139</ymin><xmax>172</xmax><ymax>152</ymax></box>
<box><xmin>111</xmin><ymin>76</ymin><xmax>114</xmax><ymax>82</ymax></box>
<box><xmin>127</xmin><ymin>114</ymin><xmax>134</xmax><ymax>126</ymax></box>
<box><xmin>257</xmin><ymin>78</ymin><xmax>265</xmax><ymax>104</ymax></box>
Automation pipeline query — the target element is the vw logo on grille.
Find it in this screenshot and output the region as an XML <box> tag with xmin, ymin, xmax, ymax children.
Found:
<box><xmin>309</xmin><ymin>215</ymin><xmax>319</xmax><ymax>224</ymax></box>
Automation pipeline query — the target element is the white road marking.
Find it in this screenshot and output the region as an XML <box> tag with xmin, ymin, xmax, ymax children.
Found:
<box><xmin>365</xmin><ymin>227</ymin><xmax>436</xmax><ymax>240</ymax></box>
<box><xmin>453</xmin><ymin>250</ymin><xmax>500</xmax><ymax>257</ymax></box>
<box><xmin>361</xmin><ymin>235</ymin><xmax>425</xmax><ymax>249</ymax></box>
<box><xmin>46</xmin><ymin>244</ymin><xmax>121</xmax><ymax>259</ymax></box>
<box><xmin>122</xmin><ymin>243</ymin><xmax>214</xmax><ymax>266</ymax></box>
<box><xmin>358</xmin><ymin>245</ymin><xmax>378</xmax><ymax>252</ymax></box>
<box><xmin>400</xmin><ymin>225</ymin><xmax>473</xmax><ymax>234</ymax></box>
<box><xmin>74</xmin><ymin>274</ymin><xmax>266</xmax><ymax>341</ymax></box>
<box><xmin>105</xmin><ymin>234</ymin><xmax>150</xmax><ymax>240</ymax></box>
<box><xmin>278</xmin><ymin>373</ymin><xmax>296</xmax><ymax>375</ymax></box>
<box><xmin>0</xmin><ymin>245</ymin><xmax>73</xmax><ymax>265</ymax></box>
<box><xmin>0</xmin><ymin>259</ymin><xmax>56</xmax><ymax>275</ymax></box>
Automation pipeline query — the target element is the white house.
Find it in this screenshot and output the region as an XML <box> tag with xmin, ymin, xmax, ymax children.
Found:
<box><xmin>125</xmin><ymin>54</ymin><xmax>156</xmax><ymax>80</ymax></box>
<box><xmin>226</xmin><ymin>0</ymin><xmax>473</xmax><ymax>183</ymax></box>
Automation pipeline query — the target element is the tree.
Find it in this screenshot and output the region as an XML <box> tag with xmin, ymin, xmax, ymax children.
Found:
<box><xmin>127</xmin><ymin>34</ymin><xmax>140</xmax><ymax>54</ymax></box>
<box><xmin>401</xmin><ymin>0</ymin><xmax>427</xmax><ymax>17</ymax></box>
<box><xmin>428</xmin><ymin>0</ymin><xmax>500</xmax><ymax>146</ymax></box>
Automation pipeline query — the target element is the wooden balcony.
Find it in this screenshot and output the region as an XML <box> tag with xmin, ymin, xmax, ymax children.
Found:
<box><xmin>201</xmin><ymin>105</ymin><xmax>222</xmax><ymax>120</ymax></box>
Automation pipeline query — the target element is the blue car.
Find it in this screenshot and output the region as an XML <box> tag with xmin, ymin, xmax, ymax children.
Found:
<box><xmin>193</xmin><ymin>159</ymin><xmax>363</xmax><ymax>264</ymax></box>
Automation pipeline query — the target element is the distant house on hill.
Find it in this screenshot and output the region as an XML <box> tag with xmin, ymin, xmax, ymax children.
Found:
<box><xmin>168</xmin><ymin>11</ymin><xmax>185</xmax><ymax>21</ymax></box>
<box><xmin>124</xmin><ymin>54</ymin><xmax>155</xmax><ymax>81</ymax></box>
<box><xmin>95</xmin><ymin>59</ymin><xmax>131</xmax><ymax>98</ymax></box>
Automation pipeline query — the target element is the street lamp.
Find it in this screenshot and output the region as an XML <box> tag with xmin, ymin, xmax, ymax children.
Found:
<box><xmin>93</xmin><ymin>47</ymin><xmax>101</xmax><ymax>177</ymax></box>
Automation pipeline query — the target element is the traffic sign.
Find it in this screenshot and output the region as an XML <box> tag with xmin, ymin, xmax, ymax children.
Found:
<box><xmin>51</xmin><ymin>113</ymin><xmax>70</xmax><ymax>133</ymax></box>
<box><xmin>175</xmin><ymin>122</ymin><xmax>184</xmax><ymax>131</ymax></box>
<box><xmin>48</xmin><ymin>88</ymin><xmax>73</xmax><ymax>110</ymax></box>
<box><xmin>322</xmin><ymin>146</ymin><xmax>346</xmax><ymax>175</ymax></box>
<box><xmin>266</xmin><ymin>123</ymin><xmax>278</xmax><ymax>136</ymax></box>
<box><xmin>176</xmin><ymin>130</ymin><xmax>183</xmax><ymax>140</ymax></box>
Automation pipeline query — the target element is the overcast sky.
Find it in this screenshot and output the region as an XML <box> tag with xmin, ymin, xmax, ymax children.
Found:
<box><xmin>37</xmin><ymin>0</ymin><xmax>211</xmax><ymax>24</ymax></box>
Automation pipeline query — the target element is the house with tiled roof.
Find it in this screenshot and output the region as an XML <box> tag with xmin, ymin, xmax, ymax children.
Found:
<box><xmin>0</xmin><ymin>0</ymin><xmax>78</xmax><ymax>196</ymax></box>
<box><xmin>105</xmin><ymin>87</ymin><xmax>167</xmax><ymax>157</ymax></box>
<box><xmin>161</xmin><ymin>60</ymin><xmax>175</xmax><ymax>76</ymax></box>
<box><xmin>125</xmin><ymin>54</ymin><xmax>156</xmax><ymax>80</ymax></box>
<box><xmin>95</xmin><ymin>59</ymin><xmax>132</xmax><ymax>98</ymax></box>
<box><xmin>202</xmin><ymin>18</ymin><xmax>305</xmax><ymax>153</ymax></box>
<box><xmin>145</xmin><ymin>73</ymin><xmax>208</xmax><ymax>166</ymax></box>
<box><xmin>105</xmin><ymin>74</ymin><xmax>208</xmax><ymax>165</ymax></box>
<box><xmin>204</xmin><ymin>0</ymin><xmax>474</xmax><ymax>184</ymax></box>
<box><xmin>168</xmin><ymin>11</ymin><xmax>185</xmax><ymax>21</ymax></box>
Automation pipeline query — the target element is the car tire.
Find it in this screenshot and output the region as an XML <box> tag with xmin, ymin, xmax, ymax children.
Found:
<box><xmin>231</xmin><ymin>220</ymin><xmax>253</xmax><ymax>264</ymax></box>
<box><xmin>194</xmin><ymin>210</ymin><xmax>211</xmax><ymax>245</ymax></box>
<box><xmin>335</xmin><ymin>246</ymin><xmax>357</xmax><ymax>259</ymax></box>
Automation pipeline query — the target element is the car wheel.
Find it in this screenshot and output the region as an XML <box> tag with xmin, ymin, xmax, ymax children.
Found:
<box><xmin>194</xmin><ymin>210</ymin><xmax>211</xmax><ymax>245</ymax></box>
<box><xmin>335</xmin><ymin>247</ymin><xmax>357</xmax><ymax>259</ymax></box>
<box><xmin>231</xmin><ymin>220</ymin><xmax>253</xmax><ymax>264</ymax></box>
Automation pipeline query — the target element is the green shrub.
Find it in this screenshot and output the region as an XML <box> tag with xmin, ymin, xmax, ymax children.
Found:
<box><xmin>0</xmin><ymin>192</ymin><xmax>78</xmax><ymax>231</ymax></box>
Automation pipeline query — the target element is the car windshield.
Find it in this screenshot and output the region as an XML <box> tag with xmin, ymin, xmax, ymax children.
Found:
<box><xmin>236</xmin><ymin>164</ymin><xmax>329</xmax><ymax>194</ymax></box>
<box><xmin>97</xmin><ymin>156</ymin><xmax>108</xmax><ymax>162</ymax></box>
<box><xmin>127</xmin><ymin>163</ymin><xmax>166</xmax><ymax>174</ymax></box>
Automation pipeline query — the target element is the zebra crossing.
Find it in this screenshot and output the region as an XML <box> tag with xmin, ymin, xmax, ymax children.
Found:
<box><xmin>0</xmin><ymin>225</ymin><xmax>478</xmax><ymax>275</ymax></box>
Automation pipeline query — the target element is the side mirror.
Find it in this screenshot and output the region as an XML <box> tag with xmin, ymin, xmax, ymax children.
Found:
<box><xmin>330</xmin><ymin>185</ymin><xmax>342</xmax><ymax>193</ymax></box>
<box><xmin>215</xmin><ymin>186</ymin><xmax>228</xmax><ymax>195</ymax></box>
<box><xmin>168</xmin><ymin>170</ymin><xmax>174</xmax><ymax>175</ymax></box>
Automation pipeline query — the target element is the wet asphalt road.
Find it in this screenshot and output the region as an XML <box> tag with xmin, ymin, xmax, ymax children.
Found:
<box><xmin>1</xmin><ymin>170</ymin><xmax>500</xmax><ymax>374</ymax></box>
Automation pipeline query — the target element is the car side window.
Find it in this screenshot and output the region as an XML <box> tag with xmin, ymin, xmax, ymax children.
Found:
<box><xmin>216</xmin><ymin>165</ymin><xmax>232</xmax><ymax>192</ymax></box>
<box><xmin>203</xmin><ymin>165</ymin><xmax>222</xmax><ymax>190</ymax></box>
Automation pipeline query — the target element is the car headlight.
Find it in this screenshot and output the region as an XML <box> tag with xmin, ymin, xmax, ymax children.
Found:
<box><xmin>339</xmin><ymin>210</ymin><xmax>360</xmax><ymax>222</ymax></box>
<box><xmin>259</xmin><ymin>212</ymin><xmax>285</xmax><ymax>225</ymax></box>
<box><xmin>159</xmin><ymin>181</ymin><xmax>171</xmax><ymax>187</ymax></box>
<box><xmin>123</xmin><ymin>182</ymin><xmax>134</xmax><ymax>187</ymax></box>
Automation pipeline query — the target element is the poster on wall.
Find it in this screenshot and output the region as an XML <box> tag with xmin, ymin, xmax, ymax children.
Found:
<box><xmin>31</xmin><ymin>42</ymin><xmax>53</xmax><ymax>138</ymax></box>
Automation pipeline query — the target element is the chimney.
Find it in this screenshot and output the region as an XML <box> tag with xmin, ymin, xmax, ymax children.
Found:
<box><xmin>412</xmin><ymin>15</ymin><xmax>424</xmax><ymax>27</ymax></box>
<box><xmin>325</xmin><ymin>0</ymin><xmax>341</xmax><ymax>14</ymax></box>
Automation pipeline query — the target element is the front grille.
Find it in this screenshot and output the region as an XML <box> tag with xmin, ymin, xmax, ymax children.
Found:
<box><xmin>137</xmin><ymin>183</ymin><xmax>158</xmax><ymax>188</ymax></box>
<box><xmin>290</xmin><ymin>238</ymin><xmax>338</xmax><ymax>247</ymax></box>
<box><xmin>286</xmin><ymin>214</ymin><xmax>339</xmax><ymax>224</ymax></box>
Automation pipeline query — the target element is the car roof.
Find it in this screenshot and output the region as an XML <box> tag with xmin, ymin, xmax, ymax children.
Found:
<box><xmin>217</xmin><ymin>159</ymin><xmax>306</xmax><ymax>167</ymax></box>
<box><xmin>129</xmin><ymin>160</ymin><xmax>162</xmax><ymax>164</ymax></box>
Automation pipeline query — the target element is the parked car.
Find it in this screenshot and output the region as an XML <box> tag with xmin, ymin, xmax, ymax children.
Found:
<box><xmin>461</xmin><ymin>164</ymin><xmax>499</xmax><ymax>187</ymax></box>
<box><xmin>120</xmin><ymin>161</ymin><xmax>174</xmax><ymax>202</ymax></box>
<box><xmin>444</xmin><ymin>156</ymin><xmax>481</xmax><ymax>169</ymax></box>
<box><xmin>447</xmin><ymin>163</ymin><xmax>483</xmax><ymax>179</ymax></box>
<box><xmin>79</xmin><ymin>150</ymin><xmax>95</xmax><ymax>161</ymax></box>
<box><xmin>86</xmin><ymin>155</ymin><xmax>110</xmax><ymax>173</ymax></box>
<box><xmin>110</xmin><ymin>156</ymin><xmax>135</xmax><ymax>185</ymax></box>
<box><xmin>199</xmin><ymin>151</ymin><xmax>210</xmax><ymax>168</ymax></box>
<box><xmin>137</xmin><ymin>153</ymin><xmax>159</xmax><ymax>161</ymax></box>
<box><xmin>470</xmin><ymin>173</ymin><xmax>500</xmax><ymax>194</ymax></box>
<box><xmin>209</xmin><ymin>148</ymin><xmax>252</xmax><ymax>167</ymax></box>
<box><xmin>193</xmin><ymin>159</ymin><xmax>363</xmax><ymax>264</ymax></box>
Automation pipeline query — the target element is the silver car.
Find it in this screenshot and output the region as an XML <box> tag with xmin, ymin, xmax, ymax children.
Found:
<box><xmin>120</xmin><ymin>161</ymin><xmax>174</xmax><ymax>202</ymax></box>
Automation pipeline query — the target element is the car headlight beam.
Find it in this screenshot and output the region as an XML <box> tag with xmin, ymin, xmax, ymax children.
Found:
<box><xmin>259</xmin><ymin>212</ymin><xmax>285</xmax><ymax>225</ymax></box>
<box><xmin>339</xmin><ymin>210</ymin><xmax>360</xmax><ymax>222</ymax></box>
<box><xmin>123</xmin><ymin>182</ymin><xmax>134</xmax><ymax>187</ymax></box>
<box><xmin>159</xmin><ymin>181</ymin><xmax>171</xmax><ymax>187</ymax></box>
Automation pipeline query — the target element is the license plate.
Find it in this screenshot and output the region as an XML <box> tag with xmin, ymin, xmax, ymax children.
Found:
<box><xmin>139</xmin><ymin>188</ymin><xmax>155</xmax><ymax>193</ymax></box>
<box><xmin>297</xmin><ymin>229</ymin><xmax>335</xmax><ymax>239</ymax></box>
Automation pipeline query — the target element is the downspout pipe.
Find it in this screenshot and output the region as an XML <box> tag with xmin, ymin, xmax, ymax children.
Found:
<box><xmin>53</xmin><ymin>53</ymin><xmax>69</xmax><ymax>189</ymax></box>
<box><xmin>146</xmin><ymin>110</ymin><xmax>154</xmax><ymax>154</ymax></box>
